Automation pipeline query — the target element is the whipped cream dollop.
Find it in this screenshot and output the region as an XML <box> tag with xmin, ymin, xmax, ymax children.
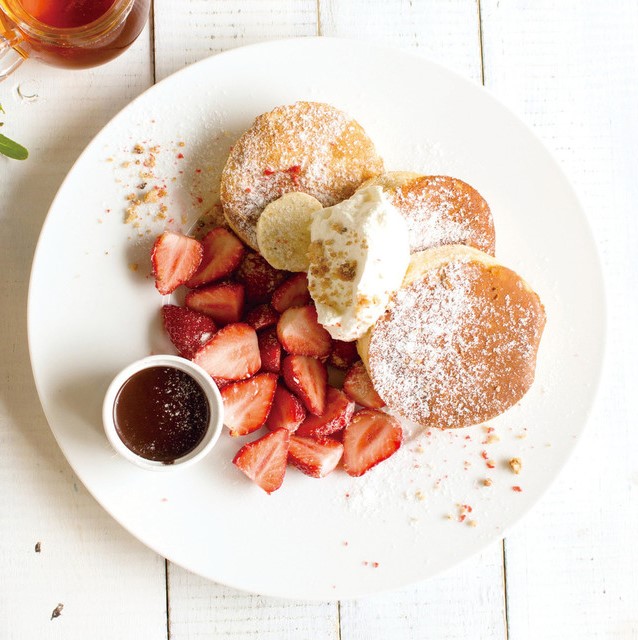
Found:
<box><xmin>307</xmin><ymin>185</ymin><xmax>410</xmax><ymax>341</ymax></box>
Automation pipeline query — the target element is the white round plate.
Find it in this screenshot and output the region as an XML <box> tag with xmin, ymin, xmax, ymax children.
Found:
<box><xmin>28</xmin><ymin>38</ymin><xmax>605</xmax><ymax>599</ymax></box>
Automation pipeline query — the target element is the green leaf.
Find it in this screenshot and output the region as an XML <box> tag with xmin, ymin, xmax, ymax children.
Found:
<box><xmin>0</xmin><ymin>133</ymin><xmax>28</xmax><ymax>160</ymax></box>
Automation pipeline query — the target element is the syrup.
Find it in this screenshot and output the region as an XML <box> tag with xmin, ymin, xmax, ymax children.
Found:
<box><xmin>19</xmin><ymin>0</ymin><xmax>117</xmax><ymax>29</ymax></box>
<box><xmin>113</xmin><ymin>366</ymin><xmax>210</xmax><ymax>463</ymax></box>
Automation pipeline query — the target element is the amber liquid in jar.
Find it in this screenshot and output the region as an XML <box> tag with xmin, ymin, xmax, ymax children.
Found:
<box><xmin>113</xmin><ymin>366</ymin><xmax>210</xmax><ymax>463</ymax></box>
<box><xmin>3</xmin><ymin>0</ymin><xmax>150</xmax><ymax>68</ymax></box>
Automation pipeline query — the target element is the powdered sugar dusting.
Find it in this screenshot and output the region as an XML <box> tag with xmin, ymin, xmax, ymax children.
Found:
<box><xmin>368</xmin><ymin>256</ymin><xmax>545</xmax><ymax>428</ymax></box>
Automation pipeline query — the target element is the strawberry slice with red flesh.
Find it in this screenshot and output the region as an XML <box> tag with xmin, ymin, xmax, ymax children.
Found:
<box><xmin>186</xmin><ymin>227</ymin><xmax>245</xmax><ymax>288</ymax></box>
<box><xmin>277</xmin><ymin>305</ymin><xmax>331</xmax><ymax>359</ymax></box>
<box><xmin>265</xmin><ymin>384</ymin><xmax>306</xmax><ymax>433</ymax></box>
<box><xmin>161</xmin><ymin>304</ymin><xmax>217</xmax><ymax>359</ymax></box>
<box><xmin>221</xmin><ymin>373</ymin><xmax>278</xmax><ymax>437</ymax></box>
<box><xmin>233</xmin><ymin>428</ymin><xmax>290</xmax><ymax>493</ymax></box>
<box><xmin>343</xmin><ymin>361</ymin><xmax>386</xmax><ymax>409</ymax></box>
<box><xmin>185</xmin><ymin>281</ymin><xmax>244</xmax><ymax>325</ymax></box>
<box><xmin>288</xmin><ymin>435</ymin><xmax>343</xmax><ymax>478</ymax></box>
<box><xmin>151</xmin><ymin>231</ymin><xmax>203</xmax><ymax>295</ymax></box>
<box><xmin>193</xmin><ymin>323</ymin><xmax>260</xmax><ymax>381</ymax></box>
<box><xmin>258</xmin><ymin>327</ymin><xmax>282</xmax><ymax>374</ymax></box>
<box><xmin>295</xmin><ymin>386</ymin><xmax>355</xmax><ymax>438</ymax></box>
<box><xmin>329</xmin><ymin>340</ymin><xmax>359</xmax><ymax>370</ymax></box>
<box><xmin>282</xmin><ymin>355</ymin><xmax>327</xmax><ymax>416</ymax></box>
<box><xmin>342</xmin><ymin>409</ymin><xmax>403</xmax><ymax>477</ymax></box>
<box><xmin>235</xmin><ymin>252</ymin><xmax>288</xmax><ymax>306</ymax></box>
<box><xmin>245</xmin><ymin>304</ymin><xmax>279</xmax><ymax>331</ymax></box>
<box><xmin>271</xmin><ymin>273</ymin><xmax>311</xmax><ymax>313</ymax></box>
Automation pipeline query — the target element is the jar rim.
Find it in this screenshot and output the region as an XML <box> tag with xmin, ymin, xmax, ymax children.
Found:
<box><xmin>2</xmin><ymin>0</ymin><xmax>136</xmax><ymax>45</ymax></box>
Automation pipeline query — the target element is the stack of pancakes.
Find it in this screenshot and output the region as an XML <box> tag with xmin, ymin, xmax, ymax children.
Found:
<box><xmin>220</xmin><ymin>101</ymin><xmax>546</xmax><ymax>429</ymax></box>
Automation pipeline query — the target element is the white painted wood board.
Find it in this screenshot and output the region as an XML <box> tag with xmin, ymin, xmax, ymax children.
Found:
<box><xmin>481</xmin><ymin>1</ymin><xmax>638</xmax><ymax>637</ymax></box>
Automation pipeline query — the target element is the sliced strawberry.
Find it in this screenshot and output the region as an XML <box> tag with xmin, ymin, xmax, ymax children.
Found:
<box><xmin>265</xmin><ymin>384</ymin><xmax>306</xmax><ymax>433</ymax></box>
<box><xmin>258</xmin><ymin>327</ymin><xmax>282</xmax><ymax>374</ymax></box>
<box><xmin>343</xmin><ymin>361</ymin><xmax>386</xmax><ymax>409</ymax></box>
<box><xmin>245</xmin><ymin>304</ymin><xmax>280</xmax><ymax>331</ymax></box>
<box><xmin>161</xmin><ymin>304</ymin><xmax>217</xmax><ymax>359</ymax></box>
<box><xmin>277</xmin><ymin>305</ymin><xmax>331</xmax><ymax>358</ymax></box>
<box><xmin>235</xmin><ymin>252</ymin><xmax>288</xmax><ymax>305</ymax></box>
<box><xmin>282</xmin><ymin>355</ymin><xmax>327</xmax><ymax>416</ymax></box>
<box><xmin>233</xmin><ymin>428</ymin><xmax>290</xmax><ymax>493</ymax></box>
<box><xmin>151</xmin><ymin>231</ymin><xmax>203</xmax><ymax>295</ymax></box>
<box><xmin>186</xmin><ymin>227</ymin><xmax>245</xmax><ymax>288</ymax></box>
<box><xmin>221</xmin><ymin>373</ymin><xmax>278</xmax><ymax>437</ymax></box>
<box><xmin>271</xmin><ymin>273</ymin><xmax>310</xmax><ymax>313</ymax></box>
<box><xmin>288</xmin><ymin>436</ymin><xmax>343</xmax><ymax>478</ymax></box>
<box><xmin>193</xmin><ymin>323</ymin><xmax>260</xmax><ymax>381</ymax></box>
<box><xmin>185</xmin><ymin>281</ymin><xmax>244</xmax><ymax>325</ymax></box>
<box><xmin>295</xmin><ymin>386</ymin><xmax>355</xmax><ymax>438</ymax></box>
<box><xmin>342</xmin><ymin>409</ymin><xmax>403</xmax><ymax>477</ymax></box>
<box><xmin>329</xmin><ymin>340</ymin><xmax>359</xmax><ymax>370</ymax></box>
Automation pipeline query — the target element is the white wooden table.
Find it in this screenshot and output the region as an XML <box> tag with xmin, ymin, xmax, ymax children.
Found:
<box><xmin>1</xmin><ymin>2</ymin><xmax>636</xmax><ymax>638</ymax></box>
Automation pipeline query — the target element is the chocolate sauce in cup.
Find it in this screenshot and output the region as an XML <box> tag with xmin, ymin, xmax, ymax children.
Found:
<box><xmin>103</xmin><ymin>355</ymin><xmax>224</xmax><ymax>470</ymax></box>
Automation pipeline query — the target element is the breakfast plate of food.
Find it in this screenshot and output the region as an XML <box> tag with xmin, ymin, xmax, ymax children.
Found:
<box><xmin>28</xmin><ymin>37</ymin><xmax>605</xmax><ymax>599</ymax></box>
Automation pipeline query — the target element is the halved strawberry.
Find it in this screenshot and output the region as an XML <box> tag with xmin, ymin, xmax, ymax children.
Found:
<box><xmin>185</xmin><ymin>281</ymin><xmax>244</xmax><ymax>325</ymax></box>
<box><xmin>288</xmin><ymin>436</ymin><xmax>343</xmax><ymax>478</ymax></box>
<box><xmin>235</xmin><ymin>252</ymin><xmax>288</xmax><ymax>305</ymax></box>
<box><xmin>265</xmin><ymin>384</ymin><xmax>306</xmax><ymax>433</ymax></box>
<box><xmin>161</xmin><ymin>304</ymin><xmax>217</xmax><ymax>359</ymax></box>
<box><xmin>329</xmin><ymin>340</ymin><xmax>359</xmax><ymax>370</ymax></box>
<box><xmin>221</xmin><ymin>373</ymin><xmax>278</xmax><ymax>437</ymax></box>
<box><xmin>342</xmin><ymin>409</ymin><xmax>402</xmax><ymax>477</ymax></box>
<box><xmin>282</xmin><ymin>355</ymin><xmax>327</xmax><ymax>416</ymax></box>
<box><xmin>258</xmin><ymin>327</ymin><xmax>282</xmax><ymax>374</ymax></box>
<box><xmin>233</xmin><ymin>428</ymin><xmax>290</xmax><ymax>493</ymax></box>
<box><xmin>295</xmin><ymin>387</ymin><xmax>355</xmax><ymax>438</ymax></box>
<box><xmin>277</xmin><ymin>305</ymin><xmax>331</xmax><ymax>358</ymax></box>
<box><xmin>151</xmin><ymin>231</ymin><xmax>203</xmax><ymax>295</ymax></box>
<box><xmin>186</xmin><ymin>227</ymin><xmax>245</xmax><ymax>288</ymax></box>
<box><xmin>245</xmin><ymin>304</ymin><xmax>280</xmax><ymax>331</ymax></box>
<box><xmin>193</xmin><ymin>323</ymin><xmax>260</xmax><ymax>381</ymax></box>
<box><xmin>343</xmin><ymin>361</ymin><xmax>386</xmax><ymax>409</ymax></box>
<box><xmin>271</xmin><ymin>273</ymin><xmax>310</xmax><ymax>313</ymax></box>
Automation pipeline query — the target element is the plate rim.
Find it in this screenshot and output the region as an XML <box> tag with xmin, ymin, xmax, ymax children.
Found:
<box><xmin>27</xmin><ymin>36</ymin><xmax>608</xmax><ymax>599</ymax></box>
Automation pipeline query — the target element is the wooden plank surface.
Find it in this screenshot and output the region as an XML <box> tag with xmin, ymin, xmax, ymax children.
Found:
<box><xmin>0</xmin><ymin>0</ymin><xmax>635</xmax><ymax>638</ymax></box>
<box><xmin>0</xmin><ymin>24</ymin><xmax>168</xmax><ymax>640</ymax></box>
<box><xmin>480</xmin><ymin>1</ymin><xmax>638</xmax><ymax>637</ymax></box>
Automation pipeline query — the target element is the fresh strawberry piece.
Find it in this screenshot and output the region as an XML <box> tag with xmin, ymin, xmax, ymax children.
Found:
<box><xmin>151</xmin><ymin>231</ymin><xmax>203</xmax><ymax>295</ymax></box>
<box><xmin>193</xmin><ymin>323</ymin><xmax>260</xmax><ymax>381</ymax></box>
<box><xmin>329</xmin><ymin>340</ymin><xmax>359</xmax><ymax>370</ymax></box>
<box><xmin>161</xmin><ymin>304</ymin><xmax>217</xmax><ymax>359</ymax></box>
<box><xmin>282</xmin><ymin>355</ymin><xmax>327</xmax><ymax>416</ymax></box>
<box><xmin>277</xmin><ymin>305</ymin><xmax>331</xmax><ymax>358</ymax></box>
<box><xmin>295</xmin><ymin>386</ymin><xmax>354</xmax><ymax>438</ymax></box>
<box><xmin>342</xmin><ymin>409</ymin><xmax>403</xmax><ymax>477</ymax></box>
<box><xmin>186</xmin><ymin>227</ymin><xmax>245</xmax><ymax>288</ymax></box>
<box><xmin>232</xmin><ymin>428</ymin><xmax>290</xmax><ymax>493</ymax></box>
<box><xmin>258</xmin><ymin>327</ymin><xmax>282</xmax><ymax>373</ymax></box>
<box><xmin>271</xmin><ymin>273</ymin><xmax>310</xmax><ymax>313</ymax></box>
<box><xmin>235</xmin><ymin>252</ymin><xmax>287</xmax><ymax>305</ymax></box>
<box><xmin>343</xmin><ymin>361</ymin><xmax>386</xmax><ymax>409</ymax></box>
<box><xmin>245</xmin><ymin>304</ymin><xmax>279</xmax><ymax>331</ymax></box>
<box><xmin>265</xmin><ymin>384</ymin><xmax>306</xmax><ymax>433</ymax></box>
<box><xmin>185</xmin><ymin>281</ymin><xmax>244</xmax><ymax>325</ymax></box>
<box><xmin>221</xmin><ymin>373</ymin><xmax>278</xmax><ymax>437</ymax></box>
<box><xmin>288</xmin><ymin>436</ymin><xmax>344</xmax><ymax>478</ymax></box>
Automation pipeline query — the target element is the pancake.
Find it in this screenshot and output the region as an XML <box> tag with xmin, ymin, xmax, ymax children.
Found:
<box><xmin>358</xmin><ymin>245</ymin><xmax>545</xmax><ymax>428</ymax></box>
<box><xmin>221</xmin><ymin>102</ymin><xmax>384</xmax><ymax>250</ymax></box>
<box><xmin>360</xmin><ymin>172</ymin><xmax>495</xmax><ymax>255</ymax></box>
